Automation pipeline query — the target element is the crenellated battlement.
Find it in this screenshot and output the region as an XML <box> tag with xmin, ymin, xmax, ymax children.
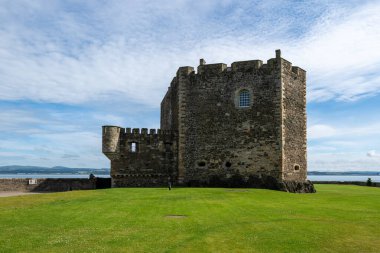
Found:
<box><xmin>291</xmin><ymin>66</ymin><xmax>306</xmax><ymax>79</ymax></box>
<box><xmin>122</xmin><ymin>127</ymin><xmax>176</xmax><ymax>136</ymax></box>
<box><xmin>172</xmin><ymin>49</ymin><xmax>305</xmax><ymax>78</ymax></box>
<box><xmin>102</xmin><ymin>125</ymin><xmax>177</xmax><ymax>156</ymax></box>
<box><xmin>197</xmin><ymin>63</ymin><xmax>227</xmax><ymax>75</ymax></box>
<box><xmin>176</xmin><ymin>66</ymin><xmax>194</xmax><ymax>76</ymax></box>
<box><xmin>231</xmin><ymin>60</ymin><xmax>263</xmax><ymax>72</ymax></box>
<box><xmin>103</xmin><ymin>126</ymin><xmax>176</xmax><ymax>136</ymax></box>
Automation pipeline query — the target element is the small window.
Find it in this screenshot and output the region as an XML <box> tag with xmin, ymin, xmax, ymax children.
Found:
<box><xmin>294</xmin><ymin>164</ymin><xmax>300</xmax><ymax>171</ymax></box>
<box><xmin>239</xmin><ymin>90</ymin><xmax>250</xmax><ymax>107</ymax></box>
<box><xmin>198</xmin><ymin>161</ymin><xmax>206</xmax><ymax>167</ymax></box>
<box><xmin>225</xmin><ymin>161</ymin><xmax>232</xmax><ymax>168</ymax></box>
<box><xmin>130</xmin><ymin>142</ymin><xmax>138</xmax><ymax>153</ymax></box>
<box><xmin>165</xmin><ymin>143</ymin><xmax>172</xmax><ymax>152</ymax></box>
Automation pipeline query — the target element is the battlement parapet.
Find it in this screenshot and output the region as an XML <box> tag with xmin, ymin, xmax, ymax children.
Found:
<box><xmin>176</xmin><ymin>66</ymin><xmax>194</xmax><ymax>76</ymax></box>
<box><xmin>291</xmin><ymin>66</ymin><xmax>306</xmax><ymax>78</ymax></box>
<box><xmin>102</xmin><ymin>125</ymin><xmax>177</xmax><ymax>156</ymax></box>
<box><xmin>197</xmin><ymin>63</ymin><xmax>227</xmax><ymax>75</ymax></box>
<box><xmin>266</xmin><ymin>58</ymin><xmax>280</xmax><ymax>68</ymax></box>
<box><xmin>265</xmin><ymin>56</ymin><xmax>305</xmax><ymax>79</ymax></box>
<box><xmin>193</xmin><ymin>58</ymin><xmax>280</xmax><ymax>76</ymax></box>
<box><xmin>171</xmin><ymin>50</ymin><xmax>303</xmax><ymax>81</ymax></box>
<box><xmin>103</xmin><ymin>125</ymin><xmax>176</xmax><ymax>145</ymax></box>
<box><xmin>231</xmin><ymin>60</ymin><xmax>263</xmax><ymax>72</ymax></box>
<box><xmin>115</xmin><ymin>127</ymin><xmax>176</xmax><ymax>136</ymax></box>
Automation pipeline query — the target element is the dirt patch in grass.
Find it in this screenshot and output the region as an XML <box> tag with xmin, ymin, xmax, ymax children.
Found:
<box><xmin>165</xmin><ymin>214</ymin><xmax>188</xmax><ymax>219</ymax></box>
<box><xmin>225</xmin><ymin>189</ymin><xmax>249</xmax><ymax>192</ymax></box>
<box><xmin>0</xmin><ymin>191</ymin><xmax>42</xmax><ymax>197</ymax></box>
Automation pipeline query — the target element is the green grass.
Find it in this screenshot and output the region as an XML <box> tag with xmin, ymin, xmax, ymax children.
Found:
<box><xmin>0</xmin><ymin>185</ymin><xmax>379</xmax><ymax>253</ymax></box>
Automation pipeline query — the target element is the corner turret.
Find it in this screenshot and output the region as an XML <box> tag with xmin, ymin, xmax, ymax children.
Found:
<box><xmin>102</xmin><ymin>126</ymin><xmax>122</xmax><ymax>159</ymax></box>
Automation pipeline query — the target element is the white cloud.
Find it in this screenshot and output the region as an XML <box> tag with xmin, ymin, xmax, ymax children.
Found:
<box><xmin>61</xmin><ymin>154</ymin><xmax>80</xmax><ymax>159</ymax></box>
<box><xmin>0</xmin><ymin>1</ymin><xmax>379</xmax><ymax>106</ymax></box>
<box><xmin>367</xmin><ymin>150</ymin><xmax>380</xmax><ymax>158</ymax></box>
<box><xmin>281</xmin><ymin>2</ymin><xmax>380</xmax><ymax>102</ymax></box>
<box><xmin>308</xmin><ymin>145</ymin><xmax>337</xmax><ymax>152</ymax></box>
<box><xmin>0</xmin><ymin>131</ymin><xmax>108</xmax><ymax>168</ymax></box>
<box><xmin>1</xmin><ymin>0</ymin><xmax>380</xmax><ymax>170</ymax></box>
<box><xmin>309</xmin><ymin>151</ymin><xmax>380</xmax><ymax>171</ymax></box>
<box><xmin>307</xmin><ymin>121</ymin><xmax>380</xmax><ymax>170</ymax></box>
<box><xmin>308</xmin><ymin>124</ymin><xmax>337</xmax><ymax>139</ymax></box>
<box><xmin>308</xmin><ymin>121</ymin><xmax>380</xmax><ymax>140</ymax></box>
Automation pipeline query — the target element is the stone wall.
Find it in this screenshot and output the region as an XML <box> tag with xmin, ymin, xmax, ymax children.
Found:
<box><xmin>161</xmin><ymin>77</ymin><xmax>179</xmax><ymax>132</ymax></box>
<box><xmin>168</xmin><ymin>58</ymin><xmax>284</xmax><ymax>185</ymax></box>
<box><xmin>161</xmin><ymin>88</ymin><xmax>172</xmax><ymax>130</ymax></box>
<box><xmin>177</xmin><ymin>66</ymin><xmax>194</xmax><ymax>183</ymax></box>
<box><xmin>281</xmin><ymin>57</ymin><xmax>307</xmax><ymax>181</ymax></box>
<box><xmin>102</xmin><ymin>126</ymin><xmax>177</xmax><ymax>187</ymax></box>
<box><xmin>0</xmin><ymin>178</ymin><xmax>96</xmax><ymax>192</ymax></box>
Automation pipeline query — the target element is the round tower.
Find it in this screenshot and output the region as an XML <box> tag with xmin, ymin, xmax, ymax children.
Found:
<box><xmin>102</xmin><ymin>126</ymin><xmax>121</xmax><ymax>157</ymax></box>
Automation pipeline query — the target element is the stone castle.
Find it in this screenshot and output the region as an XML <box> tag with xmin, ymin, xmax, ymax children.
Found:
<box><xmin>102</xmin><ymin>50</ymin><xmax>315</xmax><ymax>193</ymax></box>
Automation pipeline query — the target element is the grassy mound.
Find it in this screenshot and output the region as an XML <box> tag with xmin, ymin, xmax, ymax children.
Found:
<box><xmin>0</xmin><ymin>185</ymin><xmax>379</xmax><ymax>253</ymax></box>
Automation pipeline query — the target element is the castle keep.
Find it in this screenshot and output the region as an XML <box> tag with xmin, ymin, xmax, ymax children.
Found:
<box><xmin>102</xmin><ymin>50</ymin><xmax>315</xmax><ymax>193</ymax></box>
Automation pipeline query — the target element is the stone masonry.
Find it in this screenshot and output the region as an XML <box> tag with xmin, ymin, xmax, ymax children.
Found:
<box><xmin>102</xmin><ymin>50</ymin><xmax>315</xmax><ymax>193</ymax></box>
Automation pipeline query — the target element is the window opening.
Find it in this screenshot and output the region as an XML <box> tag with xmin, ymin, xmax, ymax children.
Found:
<box><xmin>198</xmin><ymin>161</ymin><xmax>206</xmax><ymax>167</ymax></box>
<box><xmin>239</xmin><ymin>90</ymin><xmax>250</xmax><ymax>107</ymax></box>
<box><xmin>130</xmin><ymin>142</ymin><xmax>137</xmax><ymax>153</ymax></box>
<box><xmin>165</xmin><ymin>143</ymin><xmax>172</xmax><ymax>152</ymax></box>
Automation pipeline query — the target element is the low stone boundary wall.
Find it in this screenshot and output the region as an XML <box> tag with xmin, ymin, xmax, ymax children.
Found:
<box><xmin>0</xmin><ymin>178</ymin><xmax>96</xmax><ymax>192</ymax></box>
<box><xmin>313</xmin><ymin>181</ymin><xmax>380</xmax><ymax>188</ymax></box>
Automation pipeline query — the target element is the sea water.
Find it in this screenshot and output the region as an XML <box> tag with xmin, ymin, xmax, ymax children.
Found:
<box><xmin>308</xmin><ymin>175</ymin><xmax>380</xmax><ymax>183</ymax></box>
<box><xmin>0</xmin><ymin>174</ymin><xmax>379</xmax><ymax>182</ymax></box>
<box><xmin>0</xmin><ymin>174</ymin><xmax>110</xmax><ymax>179</ymax></box>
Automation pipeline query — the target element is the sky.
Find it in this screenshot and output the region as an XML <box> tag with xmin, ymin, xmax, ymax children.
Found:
<box><xmin>0</xmin><ymin>0</ymin><xmax>380</xmax><ymax>171</ymax></box>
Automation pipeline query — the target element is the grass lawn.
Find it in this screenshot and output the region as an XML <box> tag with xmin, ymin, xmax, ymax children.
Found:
<box><xmin>0</xmin><ymin>185</ymin><xmax>379</xmax><ymax>253</ymax></box>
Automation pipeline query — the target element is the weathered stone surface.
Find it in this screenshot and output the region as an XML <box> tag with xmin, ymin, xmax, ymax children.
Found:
<box><xmin>102</xmin><ymin>127</ymin><xmax>177</xmax><ymax>187</ymax></box>
<box><xmin>280</xmin><ymin>180</ymin><xmax>316</xmax><ymax>193</ymax></box>
<box><xmin>103</xmin><ymin>50</ymin><xmax>316</xmax><ymax>193</ymax></box>
<box><xmin>0</xmin><ymin>178</ymin><xmax>96</xmax><ymax>192</ymax></box>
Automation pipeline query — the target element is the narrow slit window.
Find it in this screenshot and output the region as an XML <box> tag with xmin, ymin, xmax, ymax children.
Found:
<box><xmin>165</xmin><ymin>143</ymin><xmax>172</xmax><ymax>152</ymax></box>
<box><xmin>239</xmin><ymin>90</ymin><xmax>250</xmax><ymax>107</ymax></box>
<box><xmin>130</xmin><ymin>142</ymin><xmax>137</xmax><ymax>153</ymax></box>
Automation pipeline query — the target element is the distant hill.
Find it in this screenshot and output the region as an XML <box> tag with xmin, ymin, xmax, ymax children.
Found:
<box><xmin>308</xmin><ymin>171</ymin><xmax>380</xmax><ymax>176</ymax></box>
<box><xmin>0</xmin><ymin>165</ymin><xmax>110</xmax><ymax>175</ymax></box>
<box><xmin>1</xmin><ymin>166</ymin><xmax>379</xmax><ymax>176</ymax></box>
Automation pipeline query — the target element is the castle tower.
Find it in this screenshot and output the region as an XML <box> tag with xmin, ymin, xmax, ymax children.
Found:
<box><xmin>103</xmin><ymin>50</ymin><xmax>315</xmax><ymax>192</ymax></box>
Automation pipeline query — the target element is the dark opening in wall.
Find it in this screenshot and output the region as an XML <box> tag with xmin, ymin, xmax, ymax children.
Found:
<box><xmin>165</xmin><ymin>143</ymin><xmax>172</xmax><ymax>152</ymax></box>
<box><xmin>130</xmin><ymin>142</ymin><xmax>138</xmax><ymax>153</ymax></box>
<box><xmin>225</xmin><ymin>161</ymin><xmax>232</xmax><ymax>168</ymax></box>
<box><xmin>198</xmin><ymin>161</ymin><xmax>206</xmax><ymax>167</ymax></box>
<box><xmin>294</xmin><ymin>164</ymin><xmax>300</xmax><ymax>171</ymax></box>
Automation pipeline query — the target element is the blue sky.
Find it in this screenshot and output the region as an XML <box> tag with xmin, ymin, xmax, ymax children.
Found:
<box><xmin>0</xmin><ymin>0</ymin><xmax>380</xmax><ymax>171</ymax></box>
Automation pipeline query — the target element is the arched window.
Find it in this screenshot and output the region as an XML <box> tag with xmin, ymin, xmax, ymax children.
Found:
<box><xmin>239</xmin><ymin>89</ymin><xmax>250</xmax><ymax>107</ymax></box>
